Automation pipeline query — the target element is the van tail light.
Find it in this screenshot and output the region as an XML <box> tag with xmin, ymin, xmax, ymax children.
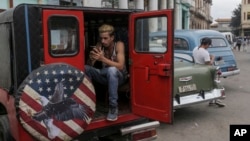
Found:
<box><xmin>217</xmin><ymin>69</ymin><xmax>222</xmax><ymax>81</ymax></box>
<box><xmin>121</xmin><ymin>121</ymin><xmax>159</xmax><ymax>141</ymax></box>
<box><xmin>132</xmin><ymin>128</ymin><xmax>157</xmax><ymax>141</ymax></box>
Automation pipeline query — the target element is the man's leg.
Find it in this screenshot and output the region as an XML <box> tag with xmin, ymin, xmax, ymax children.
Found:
<box><xmin>105</xmin><ymin>67</ymin><xmax>125</xmax><ymax>121</ymax></box>
<box><xmin>85</xmin><ymin>65</ymin><xmax>107</xmax><ymax>83</ymax></box>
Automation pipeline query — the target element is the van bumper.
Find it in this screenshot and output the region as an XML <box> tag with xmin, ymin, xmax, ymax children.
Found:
<box><xmin>221</xmin><ymin>69</ymin><xmax>240</xmax><ymax>78</ymax></box>
<box><xmin>173</xmin><ymin>88</ymin><xmax>225</xmax><ymax>109</ymax></box>
<box><xmin>120</xmin><ymin>121</ymin><xmax>160</xmax><ymax>135</ymax></box>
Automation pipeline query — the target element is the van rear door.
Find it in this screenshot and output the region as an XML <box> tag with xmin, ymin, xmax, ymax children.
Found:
<box><xmin>130</xmin><ymin>10</ymin><xmax>174</xmax><ymax>123</ymax></box>
<box><xmin>42</xmin><ymin>10</ymin><xmax>84</xmax><ymax>70</ymax></box>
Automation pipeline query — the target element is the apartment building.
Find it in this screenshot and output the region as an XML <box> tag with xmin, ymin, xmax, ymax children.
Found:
<box><xmin>241</xmin><ymin>0</ymin><xmax>250</xmax><ymax>36</ymax></box>
<box><xmin>189</xmin><ymin>0</ymin><xmax>213</xmax><ymax>29</ymax></box>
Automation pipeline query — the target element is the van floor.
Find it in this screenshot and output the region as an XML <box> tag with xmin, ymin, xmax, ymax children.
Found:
<box><xmin>94</xmin><ymin>87</ymin><xmax>131</xmax><ymax>119</ymax></box>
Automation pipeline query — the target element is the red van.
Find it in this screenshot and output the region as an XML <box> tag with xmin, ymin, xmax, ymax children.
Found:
<box><xmin>0</xmin><ymin>4</ymin><xmax>174</xmax><ymax>141</ymax></box>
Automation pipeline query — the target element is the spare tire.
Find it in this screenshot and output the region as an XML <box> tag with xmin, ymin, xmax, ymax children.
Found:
<box><xmin>16</xmin><ymin>63</ymin><xmax>96</xmax><ymax>141</ymax></box>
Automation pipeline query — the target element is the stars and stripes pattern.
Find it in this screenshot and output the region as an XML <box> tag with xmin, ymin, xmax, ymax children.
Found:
<box><xmin>17</xmin><ymin>63</ymin><xmax>96</xmax><ymax>141</ymax></box>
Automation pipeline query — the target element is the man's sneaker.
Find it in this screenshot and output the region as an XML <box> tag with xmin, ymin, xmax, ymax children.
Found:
<box><xmin>215</xmin><ymin>99</ymin><xmax>226</xmax><ymax>107</ymax></box>
<box><xmin>209</xmin><ymin>100</ymin><xmax>226</xmax><ymax>107</ymax></box>
<box><xmin>208</xmin><ymin>100</ymin><xmax>216</xmax><ymax>106</ymax></box>
<box><xmin>107</xmin><ymin>107</ymin><xmax>118</xmax><ymax>121</ymax></box>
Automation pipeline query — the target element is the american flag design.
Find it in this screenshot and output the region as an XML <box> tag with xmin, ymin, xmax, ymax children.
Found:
<box><xmin>16</xmin><ymin>63</ymin><xmax>96</xmax><ymax>141</ymax></box>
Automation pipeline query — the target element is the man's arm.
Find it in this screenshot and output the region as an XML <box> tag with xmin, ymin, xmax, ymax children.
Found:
<box><xmin>91</xmin><ymin>41</ymin><xmax>126</xmax><ymax>70</ymax></box>
<box><xmin>205</xmin><ymin>55</ymin><xmax>214</xmax><ymax>65</ymax></box>
<box><xmin>100</xmin><ymin>41</ymin><xmax>125</xmax><ymax>70</ymax></box>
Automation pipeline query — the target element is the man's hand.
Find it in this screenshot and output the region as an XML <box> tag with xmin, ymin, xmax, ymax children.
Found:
<box><xmin>90</xmin><ymin>48</ymin><xmax>104</xmax><ymax>61</ymax></box>
<box><xmin>210</xmin><ymin>55</ymin><xmax>214</xmax><ymax>62</ymax></box>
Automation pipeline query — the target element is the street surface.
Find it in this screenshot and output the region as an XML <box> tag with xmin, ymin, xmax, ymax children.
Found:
<box><xmin>156</xmin><ymin>48</ymin><xmax>250</xmax><ymax>141</ymax></box>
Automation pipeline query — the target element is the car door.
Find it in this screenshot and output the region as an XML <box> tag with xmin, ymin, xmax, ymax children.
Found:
<box><xmin>42</xmin><ymin>9</ymin><xmax>84</xmax><ymax>70</ymax></box>
<box><xmin>129</xmin><ymin>10</ymin><xmax>174</xmax><ymax>123</ymax></box>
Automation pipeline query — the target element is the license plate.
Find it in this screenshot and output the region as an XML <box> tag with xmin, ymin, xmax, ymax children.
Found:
<box><xmin>227</xmin><ymin>67</ymin><xmax>235</xmax><ymax>71</ymax></box>
<box><xmin>178</xmin><ymin>84</ymin><xmax>197</xmax><ymax>93</ymax></box>
<box><xmin>214</xmin><ymin>60</ymin><xmax>225</xmax><ymax>65</ymax></box>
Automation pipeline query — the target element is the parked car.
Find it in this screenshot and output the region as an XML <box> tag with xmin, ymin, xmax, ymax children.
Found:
<box><xmin>150</xmin><ymin>29</ymin><xmax>240</xmax><ymax>78</ymax></box>
<box><xmin>148</xmin><ymin>37</ymin><xmax>226</xmax><ymax>109</ymax></box>
<box><xmin>173</xmin><ymin>53</ymin><xmax>225</xmax><ymax>109</ymax></box>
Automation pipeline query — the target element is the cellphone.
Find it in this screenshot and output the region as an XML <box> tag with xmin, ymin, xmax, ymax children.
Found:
<box><xmin>90</xmin><ymin>46</ymin><xmax>96</xmax><ymax>51</ymax></box>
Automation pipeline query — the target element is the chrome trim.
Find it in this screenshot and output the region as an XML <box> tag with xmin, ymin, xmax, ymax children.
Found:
<box><xmin>120</xmin><ymin>121</ymin><xmax>160</xmax><ymax>135</ymax></box>
<box><xmin>220</xmin><ymin>69</ymin><xmax>240</xmax><ymax>77</ymax></box>
<box><xmin>174</xmin><ymin>88</ymin><xmax>225</xmax><ymax>109</ymax></box>
<box><xmin>179</xmin><ymin>76</ymin><xmax>192</xmax><ymax>82</ymax></box>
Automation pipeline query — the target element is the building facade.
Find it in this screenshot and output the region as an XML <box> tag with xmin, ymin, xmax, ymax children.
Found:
<box><xmin>241</xmin><ymin>0</ymin><xmax>250</xmax><ymax>36</ymax></box>
<box><xmin>189</xmin><ymin>0</ymin><xmax>213</xmax><ymax>29</ymax></box>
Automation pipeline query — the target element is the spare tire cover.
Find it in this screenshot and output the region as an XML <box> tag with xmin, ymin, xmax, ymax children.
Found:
<box><xmin>16</xmin><ymin>63</ymin><xmax>96</xmax><ymax>141</ymax></box>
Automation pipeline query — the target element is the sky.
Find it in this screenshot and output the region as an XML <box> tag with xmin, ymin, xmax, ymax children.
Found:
<box><xmin>211</xmin><ymin>0</ymin><xmax>241</xmax><ymax>22</ymax></box>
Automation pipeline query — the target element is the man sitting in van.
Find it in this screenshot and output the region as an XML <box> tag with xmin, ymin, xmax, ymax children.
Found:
<box><xmin>192</xmin><ymin>37</ymin><xmax>226</xmax><ymax>107</ymax></box>
<box><xmin>85</xmin><ymin>24</ymin><xmax>127</xmax><ymax>121</ymax></box>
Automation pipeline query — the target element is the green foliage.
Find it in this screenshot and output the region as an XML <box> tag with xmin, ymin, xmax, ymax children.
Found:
<box><xmin>229</xmin><ymin>4</ymin><xmax>241</xmax><ymax>36</ymax></box>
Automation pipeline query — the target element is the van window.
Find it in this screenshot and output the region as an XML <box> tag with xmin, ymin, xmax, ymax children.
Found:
<box><xmin>174</xmin><ymin>38</ymin><xmax>189</xmax><ymax>50</ymax></box>
<box><xmin>209</xmin><ymin>38</ymin><xmax>227</xmax><ymax>47</ymax></box>
<box><xmin>48</xmin><ymin>16</ymin><xmax>79</xmax><ymax>56</ymax></box>
<box><xmin>135</xmin><ymin>16</ymin><xmax>167</xmax><ymax>53</ymax></box>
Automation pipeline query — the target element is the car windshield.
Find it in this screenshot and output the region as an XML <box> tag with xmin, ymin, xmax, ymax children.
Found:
<box><xmin>209</xmin><ymin>38</ymin><xmax>227</xmax><ymax>47</ymax></box>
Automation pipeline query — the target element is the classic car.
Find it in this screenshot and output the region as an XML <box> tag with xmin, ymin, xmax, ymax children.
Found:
<box><xmin>150</xmin><ymin>29</ymin><xmax>240</xmax><ymax>78</ymax></box>
<box><xmin>149</xmin><ymin>39</ymin><xmax>225</xmax><ymax>109</ymax></box>
<box><xmin>173</xmin><ymin>53</ymin><xmax>225</xmax><ymax>108</ymax></box>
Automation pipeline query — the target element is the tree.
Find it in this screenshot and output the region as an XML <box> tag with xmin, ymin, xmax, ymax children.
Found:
<box><xmin>229</xmin><ymin>4</ymin><xmax>241</xmax><ymax>36</ymax></box>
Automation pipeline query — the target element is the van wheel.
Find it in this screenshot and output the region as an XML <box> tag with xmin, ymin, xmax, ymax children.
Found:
<box><xmin>0</xmin><ymin>115</ymin><xmax>13</xmax><ymax>141</ymax></box>
<box><xmin>15</xmin><ymin>63</ymin><xmax>96</xmax><ymax>141</ymax></box>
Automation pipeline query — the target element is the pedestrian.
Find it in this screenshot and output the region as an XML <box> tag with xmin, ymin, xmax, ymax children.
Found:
<box><xmin>85</xmin><ymin>24</ymin><xmax>128</xmax><ymax>121</ymax></box>
<box><xmin>236</xmin><ymin>38</ymin><xmax>242</xmax><ymax>51</ymax></box>
<box><xmin>193</xmin><ymin>37</ymin><xmax>226</xmax><ymax>107</ymax></box>
<box><xmin>243</xmin><ymin>37</ymin><xmax>247</xmax><ymax>52</ymax></box>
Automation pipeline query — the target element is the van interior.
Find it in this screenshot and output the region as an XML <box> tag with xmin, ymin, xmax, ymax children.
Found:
<box><xmin>83</xmin><ymin>11</ymin><xmax>131</xmax><ymax>120</ymax></box>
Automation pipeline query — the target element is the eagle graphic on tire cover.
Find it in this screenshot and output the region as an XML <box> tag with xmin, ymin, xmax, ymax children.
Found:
<box><xmin>16</xmin><ymin>63</ymin><xmax>96</xmax><ymax>141</ymax></box>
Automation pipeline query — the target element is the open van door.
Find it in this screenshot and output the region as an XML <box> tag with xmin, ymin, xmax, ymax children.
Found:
<box><xmin>129</xmin><ymin>10</ymin><xmax>174</xmax><ymax>123</ymax></box>
<box><xmin>42</xmin><ymin>10</ymin><xmax>84</xmax><ymax>70</ymax></box>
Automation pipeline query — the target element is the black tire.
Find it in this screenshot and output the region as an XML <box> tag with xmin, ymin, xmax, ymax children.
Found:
<box><xmin>0</xmin><ymin>114</ymin><xmax>13</xmax><ymax>141</ymax></box>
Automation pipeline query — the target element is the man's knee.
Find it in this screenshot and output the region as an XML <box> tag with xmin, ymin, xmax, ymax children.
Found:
<box><xmin>107</xmin><ymin>67</ymin><xmax>119</xmax><ymax>75</ymax></box>
<box><xmin>85</xmin><ymin>65</ymin><xmax>93</xmax><ymax>72</ymax></box>
<box><xmin>84</xmin><ymin>65</ymin><xmax>94</xmax><ymax>79</ymax></box>
<box><xmin>85</xmin><ymin>65</ymin><xmax>90</xmax><ymax>69</ymax></box>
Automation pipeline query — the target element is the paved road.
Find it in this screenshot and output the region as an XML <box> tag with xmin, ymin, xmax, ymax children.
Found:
<box><xmin>156</xmin><ymin>49</ymin><xmax>250</xmax><ymax>141</ymax></box>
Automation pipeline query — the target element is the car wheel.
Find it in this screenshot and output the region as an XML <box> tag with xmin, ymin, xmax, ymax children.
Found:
<box><xmin>15</xmin><ymin>63</ymin><xmax>96</xmax><ymax>141</ymax></box>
